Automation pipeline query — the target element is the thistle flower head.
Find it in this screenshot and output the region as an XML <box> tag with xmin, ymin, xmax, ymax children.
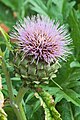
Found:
<box><xmin>10</xmin><ymin>15</ymin><xmax>72</xmax><ymax>64</ymax></box>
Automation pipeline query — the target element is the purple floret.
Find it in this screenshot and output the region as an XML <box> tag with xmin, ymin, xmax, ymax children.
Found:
<box><xmin>10</xmin><ymin>15</ymin><xmax>72</xmax><ymax>64</ymax></box>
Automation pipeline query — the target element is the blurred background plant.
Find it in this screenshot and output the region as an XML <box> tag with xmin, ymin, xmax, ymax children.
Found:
<box><xmin>0</xmin><ymin>0</ymin><xmax>80</xmax><ymax>120</ymax></box>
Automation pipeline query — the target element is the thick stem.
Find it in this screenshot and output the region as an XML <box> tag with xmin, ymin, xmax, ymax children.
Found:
<box><xmin>18</xmin><ymin>103</ymin><xmax>27</xmax><ymax>120</ymax></box>
<box><xmin>1</xmin><ymin>58</ymin><xmax>14</xmax><ymax>103</ymax></box>
<box><xmin>12</xmin><ymin>104</ymin><xmax>25</xmax><ymax>120</ymax></box>
<box><xmin>15</xmin><ymin>86</ymin><xmax>28</xmax><ymax>120</ymax></box>
<box><xmin>16</xmin><ymin>87</ymin><xmax>27</xmax><ymax>104</ymax></box>
<box><xmin>1</xmin><ymin>58</ymin><xmax>27</xmax><ymax>120</ymax></box>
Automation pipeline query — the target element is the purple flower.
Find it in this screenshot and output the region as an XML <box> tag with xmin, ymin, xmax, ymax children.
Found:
<box><xmin>10</xmin><ymin>15</ymin><xmax>72</xmax><ymax>64</ymax></box>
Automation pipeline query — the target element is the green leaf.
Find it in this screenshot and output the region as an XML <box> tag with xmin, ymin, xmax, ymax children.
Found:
<box><xmin>62</xmin><ymin>0</ymin><xmax>76</xmax><ymax>20</ymax></box>
<box><xmin>4</xmin><ymin>106</ymin><xmax>17</xmax><ymax>120</ymax></box>
<box><xmin>43</xmin><ymin>86</ymin><xmax>80</xmax><ymax>107</ymax></box>
<box><xmin>1</xmin><ymin>0</ymin><xmax>17</xmax><ymax>10</ymax></box>
<box><xmin>52</xmin><ymin>0</ymin><xmax>64</xmax><ymax>13</ymax></box>
<box><xmin>0</xmin><ymin>27</ymin><xmax>9</xmax><ymax>42</ymax></box>
<box><xmin>0</xmin><ymin>49</ymin><xmax>4</xmax><ymax>58</ymax></box>
<box><xmin>25</xmin><ymin>92</ymin><xmax>34</xmax><ymax>103</ymax></box>
<box><xmin>65</xmin><ymin>69</ymin><xmax>80</xmax><ymax>88</ymax></box>
<box><xmin>29</xmin><ymin>0</ymin><xmax>48</xmax><ymax>16</ymax></box>
<box><xmin>53</xmin><ymin>60</ymin><xmax>80</xmax><ymax>89</ymax></box>
<box><xmin>0</xmin><ymin>27</ymin><xmax>12</xmax><ymax>51</ymax></box>
<box><xmin>0</xmin><ymin>109</ymin><xmax>7</xmax><ymax>120</ymax></box>
<box><xmin>68</xmin><ymin>69</ymin><xmax>80</xmax><ymax>82</ymax></box>
<box><xmin>35</xmin><ymin>91</ymin><xmax>62</xmax><ymax>120</ymax></box>
<box><xmin>57</xmin><ymin>99</ymin><xmax>74</xmax><ymax>120</ymax></box>
<box><xmin>11</xmin><ymin>77</ymin><xmax>21</xmax><ymax>81</ymax></box>
<box><xmin>68</xmin><ymin>9</ymin><xmax>80</xmax><ymax>58</ymax></box>
<box><xmin>47</xmin><ymin>0</ymin><xmax>52</xmax><ymax>9</ymax></box>
<box><xmin>0</xmin><ymin>2</ymin><xmax>15</xmax><ymax>27</ymax></box>
<box><xmin>71</xmin><ymin>87</ymin><xmax>80</xmax><ymax>120</ymax></box>
<box><xmin>31</xmin><ymin>100</ymin><xmax>41</xmax><ymax>117</ymax></box>
<box><xmin>1</xmin><ymin>0</ymin><xmax>25</xmax><ymax>18</ymax></box>
<box><xmin>70</xmin><ymin>61</ymin><xmax>80</xmax><ymax>68</ymax></box>
<box><xmin>73</xmin><ymin>106</ymin><xmax>80</xmax><ymax>120</ymax></box>
<box><xmin>60</xmin><ymin>89</ymin><xmax>80</xmax><ymax>106</ymax></box>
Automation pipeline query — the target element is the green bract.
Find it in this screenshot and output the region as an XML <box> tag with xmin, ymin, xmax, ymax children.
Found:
<box><xmin>14</xmin><ymin>54</ymin><xmax>61</xmax><ymax>85</ymax></box>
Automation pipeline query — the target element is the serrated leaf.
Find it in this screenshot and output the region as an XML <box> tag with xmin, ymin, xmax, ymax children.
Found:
<box><xmin>57</xmin><ymin>99</ymin><xmax>74</xmax><ymax>120</ymax></box>
<box><xmin>43</xmin><ymin>86</ymin><xmax>80</xmax><ymax>107</ymax></box>
<box><xmin>58</xmin><ymin>68</ymin><xmax>80</xmax><ymax>89</ymax></box>
<box><xmin>29</xmin><ymin>0</ymin><xmax>48</xmax><ymax>16</ymax></box>
<box><xmin>73</xmin><ymin>106</ymin><xmax>80</xmax><ymax>120</ymax></box>
<box><xmin>68</xmin><ymin>9</ymin><xmax>80</xmax><ymax>58</ymax></box>
<box><xmin>52</xmin><ymin>0</ymin><xmax>64</xmax><ymax>13</ymax></box>
<box><xmin>62</xmin><ymin>0</ymin><xmax>76</xmax><ymax>19</ymax></box>
<box><xmin>68</xmin><ymin>69</ymin><xmax>80</xmax><ymax>82</ymax></box>
<box><xmin>35</xmin><ymin>91</ymin><xmax>62</xmax><ymax>120</ymax></box>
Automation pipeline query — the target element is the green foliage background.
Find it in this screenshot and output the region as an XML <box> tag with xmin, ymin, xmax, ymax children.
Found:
<box><xmin>0</xmin><ymin>0</ymin><xmax>80</xmax><ymax>120</ymax></box>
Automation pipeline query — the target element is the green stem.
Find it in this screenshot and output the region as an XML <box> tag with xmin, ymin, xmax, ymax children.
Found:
<box><xmin>1</xmin><ymin>58</ymin><xmax>14</xmax><ymax>103</ymax></box>
<box><xmin>19</xmin><ymin>103</ymin><xmax>27</xmax><ymax>120</ymax></box>
<box><xmin>15</xmin><ymin>86</ymin><xmax>28</xmax><ymax>120</ymax></box>
<box><xmin>51</xmin><ymin>79</ymin><xmax>63</xmax><ymax>90</ymax></box>
<box><xmin>69</xmin><ymin>103</ymin><xmax>74</xmax><ymax>120</ymax></box>
<box><xmin>12</xmin><ymin>104</ymin><xmax>25</xmax><ymax>120</ymax></box>
<box><xmin>16</xmin><ymin>86</ymin><xmax>27</xmax><ymax>104</ymax></box>
<box><xmin>1</xmin><ymin>58</ymin><xmax>27</xmax><ymax>120</ymax></box>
